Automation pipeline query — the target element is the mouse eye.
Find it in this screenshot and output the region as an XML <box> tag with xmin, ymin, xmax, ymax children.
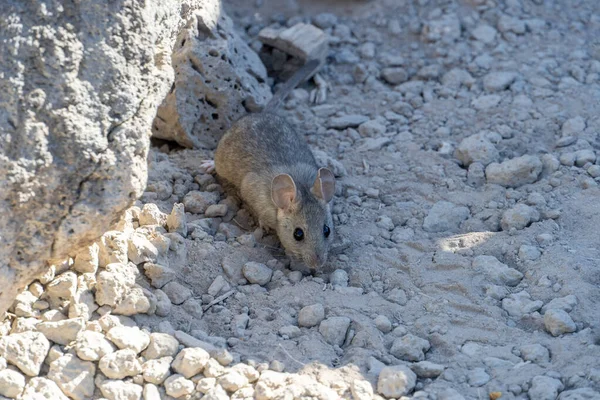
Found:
<box><xmin>323</xmin><ymin>225</ymin><xmax>331</xmax><ymax>238</ymax></box>
<box><xmin>293</xmin><ymin>228</ymin><xmax>304</xmax><ymax>241</ymax></box>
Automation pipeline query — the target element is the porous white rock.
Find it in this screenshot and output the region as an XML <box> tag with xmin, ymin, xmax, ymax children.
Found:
<box><xmin>142</xmin><ymin>333</ymin><xmax>179</xmax><ymax>360</ymax></box>
<box><xmin>0</xmin><ymin>331</ymin><xmax>49</xmax><ymax>376</ymax></box>
<box><xmin>486</xmin><ymin>155</ymin><xmax>543</xmax><ymax>187</ymax></box>
<box><xmin>377</xmin><ymin>365</ymin><xmax>417</xmax><ymax>397</ymax></box>
<box><xmin>0</xmin><ymin>369</ymin><xmax>25</xmax><ymax>398</ymax></box>
<box><xmin>36</xmin><ymin>318</ymin><xmax>85</xmax><ymax>345</ymax></box>
<box><xmin>48</xmin><ymin>354</ymin><xmax>96</xmax><ymax>400</ymax></box>
<box><xmin>98</xmin><ymin>380</ymin><xmax>143</xmax><ymax>400</ymax></box>
<box><xmin>107</xmin><ymin>326</ymin><xmax>150</xmax><ymax>354</ymax></box>
<box><xmin>21</xmin><ymin>377</ymin><xmax>68</xmax><ymax>400</ymax></box>
<box><xmin>298</xmin><ymin>304</ymin><xmax>325</xmax><ymax>327</ymax></box>
<box><xmin>75</xmin><ymin>330</ymin><xmax>115</xmax><ymax>361</ymax></box>
<box><xmin>99</xmin><ymin>349</ymin><xmax>143</xmax><ymax>379</ymax></box>
<box><xmin>171</xmin><ymin>348</ymin><xmax>211</xmax><ymax>378</ymax></box>
<box><xmin>142</xmin><ymin>357</ymin><xmax>173</xmax><ymax>385</ymax></box>
<box><xmin>164</xmin><ymin>374</ymin><xmax>195</xmax><ymax>398</ymax></box>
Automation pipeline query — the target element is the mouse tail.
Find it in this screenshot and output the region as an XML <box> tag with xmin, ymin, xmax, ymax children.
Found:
<box><xmin>264</xmin><ymin>59</ymin><xmax>321</xmax><ymax>112</ymax></box>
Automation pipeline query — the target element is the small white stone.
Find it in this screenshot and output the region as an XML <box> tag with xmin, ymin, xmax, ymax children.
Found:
<box><xmin>298</xmin><ymin>304</ymin><xmax>325</xmax><ymax>327</ymax></box>
<box><xmin>164</xmin><ymin>374</ymin><xmax>195</xmax><ymax>398</ymax></box>
<box><xmin>410</xmin><ymin>361</ymin><xmax>445</xmax><ymax>378</ymax></box>
<box><xmin>99</xmin><ymin>349</ymin><xmax>142</xmax><ymax>379</ymax></box>
<box><xmin>473</xmin><ymin>255</ymin><xmax>523</xmax><ymax>286</ymax></box>
<box><xmin>377</xmin><ymin>365</ymin><xmax>416</xmax><ymax>397</ymax></box>
<box><xmin>544</xmin><ymin>309</ymin><xmax>576</xmax><ymax>336</ymax></box>
<box><xmin>390</xmin><ymin>334</ymin><xmax>431</xmax><ymax>361</ymax></box>
<box><xmin>351</xmin><ymin>379</ymin><xmax>374</xmax><ymax>400</ymax></box>
<box><xmin>562</xmin><ymin>116</ymin><xmax>586</xmax><ymax>136</ymax></box>
<box><xmin>98</xmin><ymin>380</ymin><xmax>143</xmax><ymax>400</ymax></box>
<box><xmin>48</xmin><ymin>354</ymin><xmax>96</xmax><ymax>400</ymax></box>
<box><xmin>0</xmin><ymin>331</ymin><xmax>50</xmax><ymax>376</ymax></box>
<box><xmin>171</xmin><ymin>347</ymin><xmax>210</xmax><ymax>378</ymax></box>
<box><xmin>0</xmin><ymin>369</ymin><xmax>25</xmax><ymax>398</ymax></box>
<box><xmin>142</xmin><ymin>333</ymin><xmax>179</xmax><ymax>360</ymax></box>
<box><xmin>520</xmin><ymin>344</ymin><xmax>550</xmax><ymax>364</ymax></box>
<box><xmin>319</xmin><ymin>317</ymin><xmax>351</xmax><ymax>346</ymax></box>
<box><xmin>75</xmin><ymin>330</ymin><xmax>115</xmax><ymax>361</ymax></box>
<box><xmin>423</xmin><ymin>201</ymin><xmax>470</xmax><ymax>233</ymax></box>
<box><xmin>72</xmin><ymin>243</ymin><xmax>100</xmax><ymax>274</ymax></box>
<box><xmin>483</xmin><ymin>71</ymin><xmax>518</xmax><ymax>92</ymax></box>
<box><xmin>242</xmin><ymin>262</ymin><xmax>273</xmax><ymax>286</ymax></box>
<box><xmin>454</xmin><ymin>133</ymin><xmax>499</xmax><ymax>167</ymax></box>
<box><xmin>529</xmin><ymin>375</ymin><xmax>564</xmax><ymax>400</ymax></box>
<box><xmin>36</xmin><ymin>318</ymin><xmax>85</xmax><ymax>345</ymax></box>
<box><xmin>166</xmin><ymin>203</ymin><xmax>187</xmax><ymax>237</ymax></box>
<box><xmin>128</xmin><ymin>233</ymin><xmax>159</xmax><ymax>264</ymax></box>
<box><xmin>143</xmin><ymin>383</ymin><xmax>161</xmax><ymax>400</ymax></box>
<box><xmin>468</xmin><ymin>367</ymin><xmax>490</xmax><ymax>387</ymax></box>
<box><xmin>21</xmin><ymin>377</ymin><xmax>68</xmax><ymax>400</ymax></box>
<box><xmin>161</xmin><ymin>282</ymin><xmax>192</xmax><ymax>305</ymax></box>
<box><xmin>374</xmin><ymin>315</ymin><xmax>392</xmax><ymax>333</ymax></box>
<box><xmin>501</xmin><ymin>204</ymin><xmax>540</xmax><ymax>231</ymax></box>
<box><xmin>502</xmin><ymin>291</ymin><xmax>543</xmax><ymax>317</ymax></box>
<box><xmin>519</xmin><ymin>245</ymin><xmax>541</xmax><ymax>261</ymax></box>
<box><xmin>142</xmin><ymin>357</ymin><xmax>173</xmax><ymax>385</ymax></box>
<box><xmin>196</xmin><ymin>377</ymin><xmax>216</xmax><ymax>394</ymax></box>
<box><xmin>486</xmin><ymin>155</ymin><xmax>542</xmax><ymax>188</ymax></box>
<box><xmin>107</xmin><ymin>326</ymin><xmax>150</xmax><ymax>354</ymax></box>
<box><xmin>330</xmin><ymin>269</ymin><xmax>349</xmax><ymax>287</ymax></box>
<box><xmin>218</xmin><ymin>370</ymin><xmax>249</xmax><ymax>392</ymax></box>
<box><xmin>95</xmin><ymin>263</ymin><xmax>137</xmax><ymax>306</ymax></box>
<box><xmin>541</xmin><ymin>295</ymin><xmax>578</xmax><ymax>314</ymax></box>
<box><xmin>139</xmin><ymin>203</ymin><xmax>168</xmax><ymax>226</ymax></box>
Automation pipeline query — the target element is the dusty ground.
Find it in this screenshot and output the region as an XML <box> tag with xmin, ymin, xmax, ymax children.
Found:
<box><xmin>141</xmin><ymin>0</ymin><xmax>600</xmax><ymax>397</ymax></box>
<box><xmin>3</xmin><ymin>0</ymin><xmax>600</xmax><ymax>399</ymax></box>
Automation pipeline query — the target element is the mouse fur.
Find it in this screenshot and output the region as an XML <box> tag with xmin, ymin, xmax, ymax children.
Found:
<box><xmin>214</xmin><ymin>109</ymin><xmax>335</xmax><ymax>270</ymax></box>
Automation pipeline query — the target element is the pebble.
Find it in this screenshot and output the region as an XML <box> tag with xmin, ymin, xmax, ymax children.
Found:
<box><xmin>358</xmin><ymin>120</ymin><xmax>386</xmax><ymax>137</ymax></box>
<box><xmin>498</xmin><ymin>15</ymin><xmax>526</xmax><ymax>34</ymax></box>
<box><xmin>575</xmin><ymin>149</ymin><xmax>596</xmax><ymax>167</ymax></box>
<box><xmin>541</xmin><ymin>295</ymin><xmax>578</xmax><ymax>314</ymax></box>
<box><xmin>313</xmin><ymin>12</ymin><xmax>338</xmax><ymax>29</ymax></box>
<box><xmin>377</xmin><ymin>365</ymin><xmax>417</xmax><ymax>397</ymax></box>
<box><xmin>390</xmin><ymin>334</ymin><xmax>431</xmax><ymax>361</ymax></box>
<box><xmin>374</xmin><ymin>315</ymin><xmax>392</xmax><ymax>333</ymax></box>
<box><xmin>242</xmin><ymin>262</ymin><xmax>273</xmax><ymax>286</ymax></box>
<box><xmin>142</xmin><ymin>356</ymin><xmax>173</xmax><ymax>385</ymax></box>
<box><xmin>164</xmin><ymin>374</ymin><xmax>195</xmax><ymax>397</ymax></box>
<box><xmin>298</xmin><ymin>304</ymin><xmax>325</xmax><ymax>327</ymax></box>
<box><xmin>182</xmin><ymin>191</ymin><xmax>219</xmax><ymax>214</ymax></box>
<box><xmin>72</xmin><ymin>244</ymin><xmax>99</xmax><ymax>274</ymax></box>
<box><xmin>166</xmin><ymin>203</ymin><xmax>187</xmax><ymax>237</ymax></box>
<box><xmin>483</xmin><ymin>71</ymin><xmax>518</xmax><ymax>92</ymax></box>
<box><xmin>327</xmin><ymin>115</ymin><xmax>369</xmax><ymax>129</ymax></box>
<box><xmin>95</xmin><ymin>265</ymin><xmax>134</xmax><ymax>307</ymax></box>
<box><xmin>172</xmin><ymin>347</ymin><xmax>210</xmax><ymax>378</ymax></box>
<box><xmin>529</xmin><ymin>375</ymin><xmax>564</xmax><ymax>400</ymax></box>
<box><xmin>351</xmin><ymin>379</ymin><xmax>374</xmax><ymax>400</ymax></box>
<box><xmin>473</xmin><ymin>255</ymin><xmax>523</xmax><ymax>286</ymax></box>
<box><xmin>75</xmin><ymin>330</ymin><xmax>115</xmax><ymax>361</ymax></box>
<box><xmin>36</xmin><ymin>318</ymin><xmax>85</xmax><ymax>345</ymax></box>
<box><xmin>154</xmin><ymin>289</ymin><xmax>171</xmax><ymax>317</ymax></box>
<box><xmin>502</xmin><ymin>291</ymin><xmax>543</xmax><ymax>317</ymax></box>
<box><xmin>501</xmin><ymin>204</ymin><xmax>540</xmax><ymax>231</ymax></box>
<box><xmin>519</xmin><ymin>245</ymin><xmax>542</xmax><ymax>261</ymax></box>
<box><xmin>330</xmin><ymin>269</ymin><xmax>349</xmax><ymax>287</ymax></box>
<box><xmin>127</xmin><ymin>233</ymin><xmax>159</xmax><ymax>264</ymax></box>
<box><xmin>562</xmin><ymin>116</ymin><xmax>586</xmax><ymax>136</ymax></box>
<box><xmin>544</xmin><ymin>309</ymin><xmax>577</xmax><ymax>336</ymax></box>
<box><xmin>279</xmin><ymin>325</ymin><xmax>302</xmax><ymax>339</ymax></box>
<box><xmin>161</xmin><ymin>281</ymin><xmax>192</xmax><ymax>305</ymax></box>
<box><xmin>205</xmin><ymin>204</ymin><xmax>228</xmax><ymax>217</ymax></box>
<box><xmin>0</xmin><ymin>369</ymin><xmax>25</xmax><ymax>398</ymax></box>
<box><xmin>48</xmin><ymin>354</ymin><xmax>96</xmax><ymax>400</ymax></box>
<box><xmin>472</xmin><ymin>24</ymin><xmax>497</xmax><ymax>43</ymax></box>
<box><xmin>218</xmin><ymin>370</ymin><xmax>249</xmax><ymax>392</ymax></box>
<box><xmin>21</xmin><ymin>377</ymin><xmax>68</xmax><ymax>400</ymax></box>
<box><xmin>471</xmin><ymin>94</ymin><xmax>501</xmax><ymax>110</ymax></box>
<box><xmin>99</xmin><ymin>349</ymin><xmax>142</xmax><ymax>379</ymax></box>
<box><xmin>468</xmin><ymin>367</ymin><xmax>490</xmax><ymax>387</ymax></box>
<box><xmin>486</xmin><ymin>155</ymin><xmax>543</xmax><ymax>187</ymax></box>
<box><xmin>468</xmin><ymin>162</ymin><xmax>486</xmax><ymax>187</ymax></box>
<box><xmin>423</xmin><ymin>201</ymin><xmax>470</xmax><ymax>233</ymax></box>
<box><xmin>144</xmin><ymin>263</ymin><xmax>176</xmax><ymax>289</ymax></box>
<box><xmin>139</xmin><ymin>203</ymin><xmax>167</xmax><ymax>226</ymax></box>
<box><xmin>98</xmin><ymin>380</ymin><xmax>143</xmax><ymax>400</ymax></box>
<box><xmin>381</xmin><ymin>67</ymin><xmax>408</xmax><ymax>84</ymax></box>
<box><xmin>455</xmin><ymin>133</ymin><xmax>499</xmax><ymax>166</ymax></box>
<box><xmin>107</xmin><ymin>326</ymin><xmax>150</xmax><ymax>354</ymax></box>
<box><xmin>411</xmin><ymin>361</ymin><xmax>445</xmax><ymax>378</ymax></box>
<box><xmin>520</xmin><ymin>344</ymin><xmax>550</xmax><ymax>364</ymax></box>
<box><xmin>0</xmin><ymin>331</ymin><xmax>49</xmax><ymax>376</ymax></box>
<box><xmin>587</xmin><ymin>165</ymin><xmax>600</xmax><ymax>178</ymax></box>
<box><xmin>143</xmin><ymin>333</ymin><xmax>179</xmax><ymax>360</ymax></box>
<box><xmin>319</xmin><ymin>316</ymin><xmax>351</xmax><ymax>346</ymax></box>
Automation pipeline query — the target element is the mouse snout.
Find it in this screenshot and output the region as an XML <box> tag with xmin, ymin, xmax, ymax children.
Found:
<box><xmin>306</xmin><ymin>253</ymin><xmax>325</xmax><ymax>269</ymax></box>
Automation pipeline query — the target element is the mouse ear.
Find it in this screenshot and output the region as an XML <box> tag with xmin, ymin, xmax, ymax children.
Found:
<box><xmin>312</xmin><ymin>168</ymin><xmax>335</xmax><ymax>203</ymax></box>
<box><xmin>272</xmin><ymin>174</ymin><xmax>297</xmax><ymax>210</ymax></box>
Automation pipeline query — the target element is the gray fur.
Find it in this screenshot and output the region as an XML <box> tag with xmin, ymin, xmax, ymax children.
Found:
<box><xmin>213</xmin><ymin>62</ymin><xmax>334</xmax><ymax>269</ymax></box>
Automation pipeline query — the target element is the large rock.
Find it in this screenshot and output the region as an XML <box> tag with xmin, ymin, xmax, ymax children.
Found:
<box><xmin>152</xmin><ymin>2</ymin><xmax>271</xmax><ymax>149</ymax></box>
<box><xmin>0</xmin><ymin>0</ymin><xmax>203</xmax><ymax>317</ymax></box>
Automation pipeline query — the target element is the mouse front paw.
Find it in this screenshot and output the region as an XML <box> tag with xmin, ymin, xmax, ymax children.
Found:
<box><xmin>200</xmin><ymin>159</ymin><xmax>216</xmax><ymax>174</ymax></box>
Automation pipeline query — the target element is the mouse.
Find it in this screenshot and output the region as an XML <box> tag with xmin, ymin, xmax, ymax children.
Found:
<box><xmin>201</xmin><ymin>60</ymin><xmax>336</xmax><ymax>270</ymax></box>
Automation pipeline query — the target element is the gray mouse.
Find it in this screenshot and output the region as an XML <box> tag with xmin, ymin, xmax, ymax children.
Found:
<box><xmin>201</xmin><ymin>60</ymin><xmax>336</xmax><ymax>270</ymax></box>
